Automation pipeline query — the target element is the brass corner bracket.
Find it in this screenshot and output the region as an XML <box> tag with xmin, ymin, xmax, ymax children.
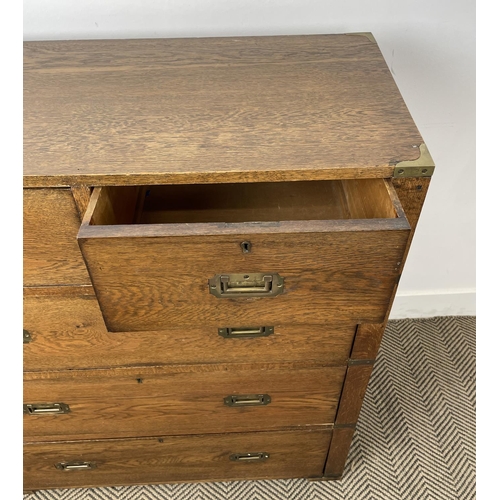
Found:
<box><xmin>393</xmin><ymin>144</ymin><xmax>435</xmax><ymax>178</ymax></box>
<box><xmin>346</xmin><ymin>32</ymin><xmax>376</xmax><ymax>43</ymax></box>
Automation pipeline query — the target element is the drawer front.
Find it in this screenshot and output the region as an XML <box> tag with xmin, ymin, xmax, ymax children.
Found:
<box><xmin>24</xmin><ymin>428</ymin><xmax>332</xmax><ymax>490</ymax></box>
<box><xmin>81</xmin><ymin>231</ymin><xmax>408</xmax><ymax>332</ymax></box>
<box><xmin>24</xmin><ymin>365</ymin><xmax>345</xmax><ymax>441</ymax></box>
<box><xmin>24</xmin><ymin>291</ymin><xmax>355</xmax><ymax>371</ymax></box>
<box><xmin>24</xmin><ymin>189</ymin><xmax>91</xmax><ymax>287</ymax></box>
<box><xmin>78</xmin><ymin>181</ymin><xmax>409</xmax><ymax>332</ymax></box>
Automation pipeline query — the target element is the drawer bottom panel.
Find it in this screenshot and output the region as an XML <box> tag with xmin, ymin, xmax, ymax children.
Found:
<box><xmin>24</xmin><ymin>428</ymin><xmax>332</xmax><ymax>490</ymax></box>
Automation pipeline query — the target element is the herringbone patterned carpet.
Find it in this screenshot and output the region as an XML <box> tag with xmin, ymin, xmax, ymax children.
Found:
<box><xmin>24</xmin><ymin>316</ymin><xmax>476</xmax><ymax>500</ymax></box>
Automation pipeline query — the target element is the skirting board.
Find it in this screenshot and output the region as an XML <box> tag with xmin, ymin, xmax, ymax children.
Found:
<box><xmin>389</xmin><ymin>290</ymin><xmax>476</xmax><ymax>319</ymax></box>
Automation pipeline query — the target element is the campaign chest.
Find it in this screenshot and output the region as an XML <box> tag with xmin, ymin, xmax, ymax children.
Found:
<box><xmin>23</xmin><ymin>33</ymin><xmax>433</xmax><ymax>490</ymax></box>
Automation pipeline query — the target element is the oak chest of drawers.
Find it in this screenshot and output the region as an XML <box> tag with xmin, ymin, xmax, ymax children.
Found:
<box><xmin>23</xmin><ymin>33</ymin><xmax>434</xmax><ymax>491</ymax></box>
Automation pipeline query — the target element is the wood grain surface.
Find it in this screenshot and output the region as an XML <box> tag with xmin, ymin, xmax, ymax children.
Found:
<box><xmin>340</xmin><ymin>179</ymin><xmax>402</xmax><ymax>219</ymax></box>
<box><xmin>323</xmin><ymin>426</ymin><xmax>356</xmax><ymax>478</ymax></box>
<box><xmin>379</xmin><ymin>178</ymin><xmax>432</xmax><ymax>328</ymax></box>
<box><xmin>23</xmin><ymin>291</ymin><xmax>355</xmax><ymax>371</ymax></box>
<box><xmin>89</xmin><ymin>179</ymin><xmax>400</xmax><ymax>226</ymax></box>
<box><xmin>350</xmin><ymin>323</ymin><xmax>386</xmax><ymax>360</ymax></box>
<box><xmin>22</xmin><ymin>33</ymin><xmax>433</xmax><ymax>490</ymax></box>
<box><xmin>24</xmin><ymin>364</ymin><xmax>344</xmax><ymax>441</ymax></box>
<box><xmin>392</xmin><ymin>177</ymin><xmax>431</xmax><ymax>249</ymax></box>
<box><xmin>70</xmin><ymin>185</ymin><xmax>92</xmax><ymax>219</ymax></box>
<box><xmin>79</xmin><ymin>226</ymin><xmax>409</xmax><ymax>331</ymax></box>
<box><xmin>115</xmin><ymin>181</ymin><xmax>352</xmax><ymax>225</ymax></box>
<box><xmin>23</xmin><ymin>189</ymin><xmax>91</xmax><ymax>286</ymax></box>
<box><xmin>24</xmin><ymin>428</ymin><xmax>332</xmax><ymax>490</ymax></box>
<box><xmin>24</xmin><ymin>34</ymin><xmax>423</xmax><ymax>188</ymax></box>
<box><xmin>23</xmin><ymin>285</ymin><xmax>94</xmax><ymax>297</ymax></box>
<box><xmin>319</xmin><ymin>177</ymin><xmax>432</xmax><ymax>472</ymax></box>
<box><xmin>335</xmin><ymin>365</ymin><xmax>374</xmax><ymax>425</ymax></box>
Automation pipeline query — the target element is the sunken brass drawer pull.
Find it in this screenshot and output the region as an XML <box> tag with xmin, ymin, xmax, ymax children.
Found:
<box><xmin>55</xmin><ymin>461</ymin><xmax>96</xmax><ymax>471</ymax></box>
<box><xmin>229</xmin><ymin>452</ymin><xmax>270</xmax><ymax>462</ymax></box>
<box><xmin>218</xmin><ymin>326</ymin><xmax>274</xmax><ymax>338</ymax></box>
<box><xmin>224</xmin><ymin>394</ymin><xmax>271</xmax><ymax>407</ymax></box>
<box><xmin>208</xmin><ymin>273</ymin><xmax>284</xmax><ymax>298</ymax></box>
<box><xmin>23</xmin><ymin>403</ymin><xmax>70</xmax><ymax>415</ymax></box>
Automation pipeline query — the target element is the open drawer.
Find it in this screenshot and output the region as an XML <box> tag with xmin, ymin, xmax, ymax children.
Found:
<box><xmin>78</xmin><ymin>179</ymin><xmax>410</xmax><ymax>332</ymax></box>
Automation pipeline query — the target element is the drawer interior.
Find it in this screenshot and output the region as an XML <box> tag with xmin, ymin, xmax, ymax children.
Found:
<box><xmin>78</xmin><ymin>177</ymin><xmax>409</xmax><ymax>332</ymax></box>
<box><xmin>88</xmin><ymin>179</ymin><xmax>402</xmax><ymax>226</ymax></box>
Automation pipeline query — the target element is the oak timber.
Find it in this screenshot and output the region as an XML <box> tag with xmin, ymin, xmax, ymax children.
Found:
<box><xmin>351</xmin><ymin>323</ymin><xmax>386</xmax><ymax>360</ymax></box>
<box><xmin>24</xmin><ymin>428</ymin><xmax>332</xmax><ymax>490</ymax></box>
<box><xmin>23</xmin><ymin>291</ymin><xmax>355</xmax><ymax>371</ymax></box>
<box><xmin>24</xmin><ymin>364</ymin><xmax>345</xmax><ymax>441</ymax></box>
<box><xmin>321</xmin><ymin>178</ymin><xmax>431</xmax><ymax>478</ymax></box>
<box><xmin>24</xmin><ymin>35</ymin><xmax>423</xmax><ymax>188</ymax></box>
<box><xmin>89</xmin><ymin>179</ymin><xmax>399</xmax><ymax>226</ymax></box>
<box><xmin>79</xmin><ymin>230</ymin><xmax>408</xmax><ymax>331</ymax></box>
<box><xmin>335</xmin><ymin>365</ymin><xmax>373</xmax><ymax>425</ymax></box>
<box><xmin>23</xmin><ymin>189</ymin><xmax>91</xmax><ymax>287</ymax></box>
<box><xmin>23</xmin><ymin>33</ymin><xmax>433</xmax><ymax>488</ymax></box>
<box><xmin>70</xmin><ymin>185</ymin><xmax>92</xmax><ymax>220</ymax></box>
<box><xmin>323</xmin><ymin>426</ymin><xmax>356</xmax><ymax>479</ymax></box>
<box><xmin>79</xmin><ymin>179</ymin><xmax>409</xmax><ymax>331</ymax></box>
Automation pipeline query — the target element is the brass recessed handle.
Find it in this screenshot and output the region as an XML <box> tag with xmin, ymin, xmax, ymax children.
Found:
<box><xmin>208</xmin><ymin>273</ymin><xmax>284</xmax><ymax>298</ymax></box>
<box><xmin>224</xmin><ymin>394</ymin><xmax>271</xmax><ymax>407</ymax></box>
<box><xmin>24</xmin><ymin>403</ymin><xmax>70</xmax><ymax>415</ymax></box>
<box><xmin>218</xmin><ymin>326</ymin><xmax>274</xmax><ymax>338</ymax></box>
<box><xmin>229</xmin><ymin>452</ymin><xmax>269</xmax><ymax>462</ymax></box>
<box><xmin>55</xmin><ymin>461</ymin><xmax>96</xmax><ymax>471</ymax></box>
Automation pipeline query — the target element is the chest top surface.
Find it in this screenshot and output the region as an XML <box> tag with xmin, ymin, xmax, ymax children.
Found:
<box><xmin>24</xmin><ymin>33</ymin><xmax>424</xmax><ymax>187</ymax></box>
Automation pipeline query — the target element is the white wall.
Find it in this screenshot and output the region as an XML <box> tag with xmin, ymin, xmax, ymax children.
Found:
<box><xmin>23</xmin><ymin>0</ymin><xmax>476</xmax><ymax>318</ymax></box>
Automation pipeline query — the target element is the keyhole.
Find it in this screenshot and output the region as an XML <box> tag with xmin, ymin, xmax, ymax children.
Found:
<box><xmin>241</xmin><ymin>241</ymin><xmax>252</xmax><ymax>253</ymax></box>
